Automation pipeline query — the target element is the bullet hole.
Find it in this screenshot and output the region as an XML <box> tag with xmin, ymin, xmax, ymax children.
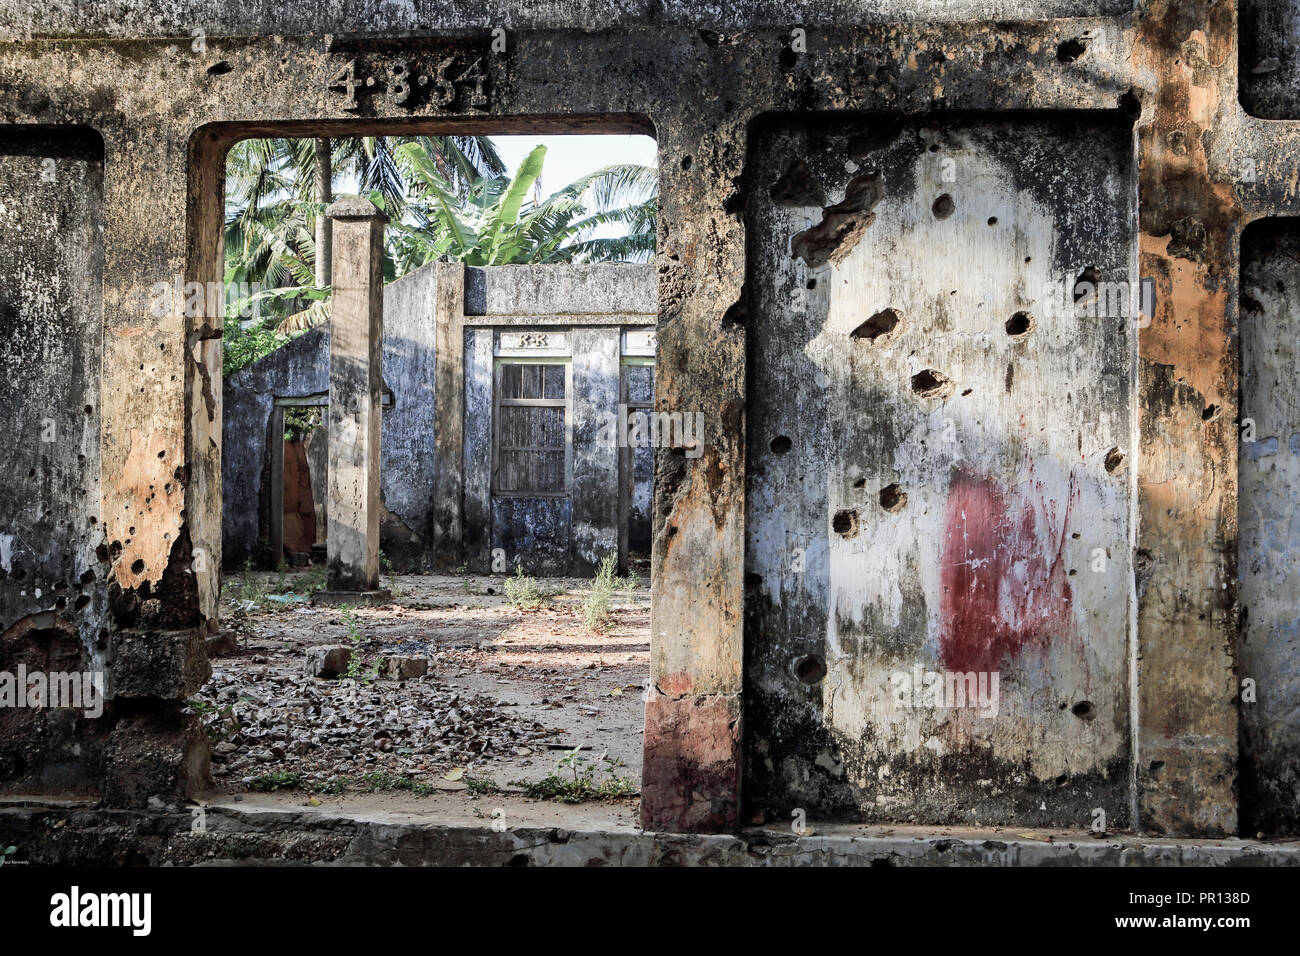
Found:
<box><xmin>806</xmin><ymin>279</ymin><xmax>816</xmax><ymax>290</ymax></box>
<box><xmin>1118</xmin><ymin>89</ymin><xmax>1142</xmax><ymax>120</ymax></box>
<box><xmin>1148</xmin><ymin>760</ymin><xmax>1165</xmax><ymax>776</ymax></box>
<box><xmin>961</xmin><ymin>388</ymin><xmax>973</xmax><ymax>396</ymax></box>
<box><xmin>1057</xmin><ymin>37</ymin><xmax>1088</xmax><ymax>62</ymax></box>
<box><xmin>1005</xmin><ymin>311</ymin><xmax>1035</xmax><ymax>337</ymax></box>
<box><xmin>207</xmin><ymin>60</ymin><xmax>233</xmax><ymax>75</ymax></box>
<box><xmin>987</xmin><ymin>216</ymin><xmax>998</xmax><ymax>226</ymax></box>
<box><xmin>1074</xmin><ymin>266</ymin><xmax>1101</xmax><ymax>305</ymax></box>
<box><xmin>778</xmin><ymin>46</ymin><xmax>798</xmax><ymax>71</ymax></box>
<box><xmin>852</xmin><ymin>476</ymin><xmax>866</xmax><ymax>489</ymax></box>
<box><xmin>1202</xmin><ymin>404</ymin><xmax>1219</xmax><ymax>421</ymax></box>
<box><xmin>680</xmin><ymin>155</ymin><xmax>692</xmax><ymax>171</ymax></box>
<box><xmin>130</xmin><ymin>559</ymin><xmax>145</xmax><ymax>574</ymax></box>
<box><xmin>911</xmin><ymin>369</ymin><xmax>953</xmax><ymax>399</ymax></box>
<box><xmin>723</xmin><ymin>299</ymin><xmax>748</xmax><ymax>326</ymax></box>
<box><xmin>95</xmin><ymin>544</ymin><xmax>109</xmax><ymax>562</ymax></box>
<box><xmin>157</xmin><ymin>450</ymin><xmax>166</xmax><ymax>459</ymax></box>
<box><xmin>878</xmin><ymin>483</ymin><xmax>907</xmax><ymax>512</ymax></box>
<box><xmin>770</xmin><ymin>159</ymin><xmax>827</xmax><ymax>207</ymax></box>
<box><xmin>744</xmin><ymin>572</ymin><xmax>763</xmax><ymax>591</ymax></box>
<box><xmin>832</xmin><ymin>509</ymin><xmax>859</xmax><ymax>538</ymax></box>
<box><xmin>667</xmin><ymin>526</ymin><xmax>678</xmax><ymax>539</ymax></box>
<box><xmin>1055</xmin><ymin>774</ymin><xmax>1068</xmax><ymax>786</ymax></box>
<box><xmin>74</xmin><ymin>594</ymin><xmax>89</xmax><ymax>611</ymax></box>
<box><xmin>80</xmin><ymin>569</ymin><xmax>95</xmax><ymax>584</ymax></box>
<box><xmin>850</xmin><ymin>308</ymin><xmax>904</xmax><ymax>346</ymax></box>
<box><xmin>792</xmin><ymin>172</ymin><xmax>884</xmax><ymax>267</ymax></box>
<box><xmin>793</xmin><ymin>654</ymin><xmax>827</xmax><ymax>684</ymax></box>
<box><xmin>770</xmin><ymin>435</ymin><xmax>793</xmax><ymax>456</ymax></box>
<box><xmin>1104</xmin><ymin>446</ymin><xmax>1126</xmax><ymax>474</ymax></box>
<box><xmin>1071</xmin><ymin>700</ymin><xmax>1097</xmax><ymax>721</ymax></box>
<box><xmin>84</xmin><ymin>405</ymin><xmax>93</xmax><ymax>414</ymax></box>
<box><xmin>932</xmin><ymin>193</ymin><xmax>955</xmax><ymax>219</ymax></box>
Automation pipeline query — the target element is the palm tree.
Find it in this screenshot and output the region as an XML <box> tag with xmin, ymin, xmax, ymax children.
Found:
<box><xmin>222</xmin><ymin>136</ymin><xmax>657</xmax><ymax>372</ymax></box>
<box><xmin>388</xmin><ymin>141</ymin><xmax>657</xmax><ymax>271</ymax></box>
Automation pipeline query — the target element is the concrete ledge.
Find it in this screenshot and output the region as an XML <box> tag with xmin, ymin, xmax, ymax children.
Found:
<box><xmin>3</xmin><ymin>802</ymin><xmax>1298</xmax><ymax>867</ymax></box>
<box><xmin>310</xmin><ymin>590</ymin><xmax>392</xmax><ymax>607</ymax></box>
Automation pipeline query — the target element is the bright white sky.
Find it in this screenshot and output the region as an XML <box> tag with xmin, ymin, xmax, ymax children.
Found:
<box><xmin>492</xmin><ymin>134</ymin><xmax>658</xmax><ymax>199</ymax></box>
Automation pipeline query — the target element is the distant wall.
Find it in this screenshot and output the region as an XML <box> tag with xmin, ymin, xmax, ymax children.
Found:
<box><xmin>223</xmin><ymin>261</ymin><xmax>655</xmax><ymax>574</ymax></box>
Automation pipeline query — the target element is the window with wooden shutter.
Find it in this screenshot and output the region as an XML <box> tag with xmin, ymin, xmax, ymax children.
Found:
<box><xmin>493</xmin><ymin>361</ymin><xmax>570</xmax><ymax>495</ymax></box>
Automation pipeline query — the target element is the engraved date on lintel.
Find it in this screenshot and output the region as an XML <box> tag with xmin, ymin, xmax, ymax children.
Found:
<box><xmin>328</xmin><ymin>57</ymin><xmax>488</xmax><ymax>112</ymax></box>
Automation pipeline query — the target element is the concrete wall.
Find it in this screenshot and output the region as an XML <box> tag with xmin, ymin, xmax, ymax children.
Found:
<box><xmin>224</xmin><ymin>262</ymin><xmax>655</xmax><ymax>574</ymax></box>
<box><xmin>2</xmin><ymin>2</ymin><xmax>1299</xmax><ymax>833</ymax></box>
<box><xmin>0</xmin><ymin>127</ymin><xmax>110</xmax><ymax>792</ymax></box>
<box><xmin>744</xmin><ymin>114</ymin><xmax>1137</xmax><ymax>827</ymax></box>
<box><xmin>1239</xmin><ymin>221</ymin><xmax>1300</xmax><ymax>836</ymax></box>
<box><xmin>223</xmin><ymin>262</ymin><xmax>438</xmax><ymax>571</ymax></box>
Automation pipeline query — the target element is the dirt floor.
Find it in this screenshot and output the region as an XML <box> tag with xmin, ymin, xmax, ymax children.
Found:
<box><xmin>194</xmin><ymin>570</ymin><xmax>649</xmax><ymax>824</ymax></box>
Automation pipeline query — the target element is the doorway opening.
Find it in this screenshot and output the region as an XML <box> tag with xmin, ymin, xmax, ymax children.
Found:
<box><xmin>196</xmin><ymin>125</ymin><xmax>659</xmax><ymax>824</ymax></box>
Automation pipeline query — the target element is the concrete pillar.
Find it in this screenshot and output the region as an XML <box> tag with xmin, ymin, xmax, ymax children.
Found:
<box><xmin>570</xmin><ymin>328</ymin><xmax>621</xmax><ymax>573</ymax></box>
<box><xmin>314</xmin><ymin>196</ymin><xmax>389</xmax><ymax>605</ymax></box>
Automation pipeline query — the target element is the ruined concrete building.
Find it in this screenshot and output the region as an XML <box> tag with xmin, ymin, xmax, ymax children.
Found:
<box><xmin>3</xmin><ymin>0</ymin><xmax>1300</xmax><ymax>869</ymax></box>
<box><xmin>223</xmin><ymin>262</ymin><xmax>657</xmax><ymax>575</ymax></box>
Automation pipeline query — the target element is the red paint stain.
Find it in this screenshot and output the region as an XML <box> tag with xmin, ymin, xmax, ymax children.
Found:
<box><xmin>939</xmin><ymin>468</ymin><xmax>1076</xmax><ymax>672</ymax></box>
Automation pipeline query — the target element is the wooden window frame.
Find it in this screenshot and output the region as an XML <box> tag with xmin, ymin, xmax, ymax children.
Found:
<box><xmin>491</xmin><ymin>356</ymin><xmax>573</xmax><ymax>498</ymax></box>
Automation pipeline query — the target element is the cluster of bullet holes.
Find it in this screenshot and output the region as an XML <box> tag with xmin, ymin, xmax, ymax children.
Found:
<box><xmin>793</xmin><ymin>654</ymin><xmax>827</xmax><ymax>685</ymax></box>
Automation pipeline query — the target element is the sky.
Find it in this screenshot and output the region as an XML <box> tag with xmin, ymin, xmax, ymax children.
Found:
<box><xmin>491</xmin><ymin>134</ymin><xmax>658</xmax><ymax>199</ymax></box>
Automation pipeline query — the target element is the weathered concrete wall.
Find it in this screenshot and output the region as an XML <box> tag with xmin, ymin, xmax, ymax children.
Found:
<box><xmin>2</xmin><ymin>0</ymin><xmax>1298</xmax><ymax>835</ymax></box>
<box><xmin>226</xmin><ymin>262</ymin><xmax>654</xmax><ymax>574</ymax></box>
<box><xmin>0</xmin><ymin>1</ymin><xmax>1137</xmax><ymax>37</ymax></box>
<box><xmin>1240</xmin><ymin>0</ymin><xmax>1300</xmax><ymax>119</ymax></box>
<box><xmin>1239</xmin><ymin>220</ymin><xmax>1300</xmax><ymax>837</ymax></box>
<box><xmin>458</xmin><ymin>265</ymin><xmax>656</xmax><ymax>575</ymax></box>
<box><xmin>0</xmin><ymin>126</ymin><xmax>110</xmax><ymax>792</ymax></box>
<box><xmin>223</xmin><ymin>262</ymin><xmax>437</xmax><ymax>571</ymax></box>
<box><xmin>744</xmin><ymin>114</ymin><xmax>1136</xmax><ymax>827</ymax></box>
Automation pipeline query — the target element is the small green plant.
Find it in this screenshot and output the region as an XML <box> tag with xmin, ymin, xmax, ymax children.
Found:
<box><xmin>341</xmin><ymin>605</ymin><xmax>363</xmax><ymax>642</ymax></box>
<box><xmin>0</xmin><ymin>844</ymin><xmax>17</xmax><ymax>866</ymax></box>
<box><xmin>464</xmin><ymin>774</ymin><xmax>500</xmax><ymax>795</ymax></box>
<box><xmin>248</xmin><ymin>771</ymin><xmax>302</xmax><ymax>792</ymax></box>
<box><xmin>380</xmin><ymin>550</ymin><xmax>394</xmax><ymax>574</ymax></box>
<box><xmin>512</xmin><ymin>747</ymin><xmax>637</xmax><ymax>803</ymax></box>
<box><xmin>504</xmin><ymin>564</ymin><xmax>544</xmax><ymax>610</ymax></box>
<box><xmin>300</xmin><ymin>564</ymin><xmax>327</xmax><ymax>594</ymax></box>
<box><xmin>187</xmin><ymin>699</ymin><xmax>241</xmax><ymax>744</ymax></box>
<box><xmin>582</xmin><ymin>553</ymin><xmax>619</xmax><ymax>632</ymax></box>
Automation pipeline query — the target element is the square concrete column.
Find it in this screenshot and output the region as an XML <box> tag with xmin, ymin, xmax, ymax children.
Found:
<box><xmin>315</xmin><ymin>196</ymin><xmax>390</xmax><ymax>604</ymax></box>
